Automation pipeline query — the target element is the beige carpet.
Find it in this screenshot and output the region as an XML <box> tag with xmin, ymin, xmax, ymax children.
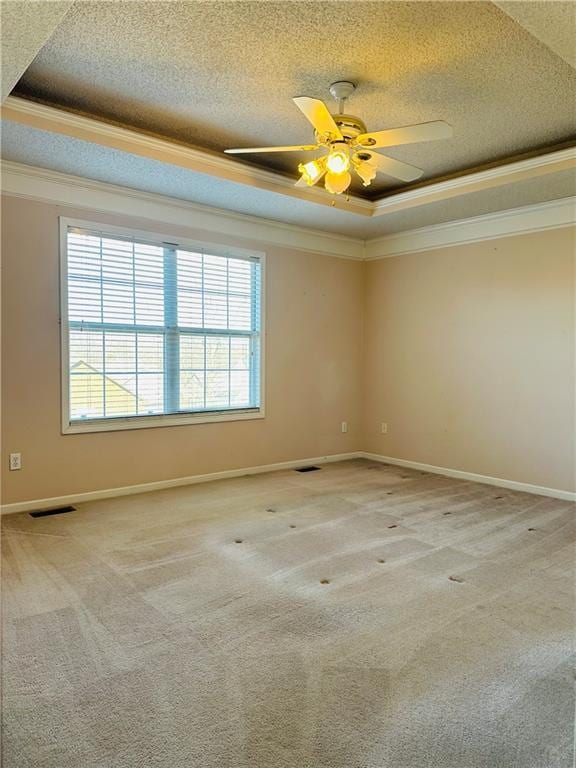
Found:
<box><xmin>2</xmin><ymin>459</ymin><xmax>574</xmax><ymax>767</ymax></box>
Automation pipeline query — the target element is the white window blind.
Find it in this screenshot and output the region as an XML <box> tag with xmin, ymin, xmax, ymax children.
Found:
<box><xmin>62</xmin><ymin>225</ymin><xmax>262</xmax><ymax>430</ymax></box>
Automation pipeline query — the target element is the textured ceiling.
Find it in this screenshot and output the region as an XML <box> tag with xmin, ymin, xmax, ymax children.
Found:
<box><xmin>12</xmin><ymin>0</ymin><xmax>576</xmax><ymax>198</ymax></box>
<box><xmin>3</xmin><ymin>120</ymin><xmax>574</xmax><ymax>239</ymax></box>
<box><xmin>0</xmin><ymin>0</ymin><xmax>73</xmax><ymax>102</ymax></box>
<box><xmin>493</xmin><ymin>1</ymin><xmax>576</xmax><ymax>68</ymax></box>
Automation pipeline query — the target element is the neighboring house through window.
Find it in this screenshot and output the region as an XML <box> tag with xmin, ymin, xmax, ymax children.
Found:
<box><xmin>60</xmin><ymin>219</ymin><xmax>264</xmax><ymax>433</ymax></box>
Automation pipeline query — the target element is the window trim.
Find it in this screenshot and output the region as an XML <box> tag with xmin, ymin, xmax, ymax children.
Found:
<box><xmin>59</xmin><ymin>217</ymin><xmax>266</xmax><ymax>434</ymax></box>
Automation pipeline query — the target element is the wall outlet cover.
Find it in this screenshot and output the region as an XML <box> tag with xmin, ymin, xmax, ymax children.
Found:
<box><xmin>9</xmin><ymin>453</ymin><xmax>22</xmax><ymax>471</ymax></box>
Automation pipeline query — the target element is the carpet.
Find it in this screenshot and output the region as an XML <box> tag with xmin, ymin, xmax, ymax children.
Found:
<box><xmin>2</xmin><ymin>459</ymin><xmax>574</xmax><ymax>767</ymax></box>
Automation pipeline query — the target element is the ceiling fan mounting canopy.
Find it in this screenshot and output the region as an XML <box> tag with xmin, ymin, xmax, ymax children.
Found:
<box><xmin>329</xmin><ymin>80</ymin><xmax>356</xmax><ymax>104</ymax></box>
<box><xmin>224</xmin><ymin>81</ymin><xmax>454</xmax><ymax>195</ymax></box>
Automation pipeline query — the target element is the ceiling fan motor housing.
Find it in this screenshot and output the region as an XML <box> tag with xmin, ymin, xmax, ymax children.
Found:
<box><xmin>334</xmin><ymin>114</ymin><xmax>367</xmax><ymax>141</ymax></box>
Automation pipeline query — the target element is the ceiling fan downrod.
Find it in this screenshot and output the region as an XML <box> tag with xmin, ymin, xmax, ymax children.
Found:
<box><xmin>328</xmin><ymin>80</ymin><xmax>356</xmax><ymax>115</ymax></box>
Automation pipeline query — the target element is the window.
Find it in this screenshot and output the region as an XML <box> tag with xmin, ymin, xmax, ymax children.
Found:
<box><xmin>60</xmin><ymin>219</ymin><xmax>263</xmax><ymax>433</ymax></box>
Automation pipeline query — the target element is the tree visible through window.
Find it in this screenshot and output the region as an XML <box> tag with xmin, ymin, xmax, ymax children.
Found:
<box><xmin>63</xmin><ymin>226</ymin><xmax>262</xmax><ymax>427</ymax></box>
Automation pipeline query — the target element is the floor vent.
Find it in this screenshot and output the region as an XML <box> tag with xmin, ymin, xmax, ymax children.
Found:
<box><xmin>29</xmin><ymin>505</ymin><xmax>76</xmax><ymax>518</ymax></box>
<box><xmin>295</xmin><ymin>466</ymin><xmax>322</xmax><ymax>473</ymax></box>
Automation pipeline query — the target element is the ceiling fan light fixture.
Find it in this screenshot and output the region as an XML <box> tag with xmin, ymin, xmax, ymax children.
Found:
<box><xmin>226</xmin><ymin>83</ymin><xmax>452</xmax><ymax>198</ymax></box>
<box><xmin>298</xmin><ymin>158</ymin><xmax>325</xmax><ymax>186</ymax></box>
<box><xmin>325</xmin><ymin>170</ymin><xmax>352</xmax><ymax>195</ymax></box>
<box><xmin>354</xmin><ymin>157</ymin><xmax>377</xmax><ymax>187</ymax></box>
<box><xmin>326</xmin><ymin>144</ymin><xmax>350</xmax><ymax>174</ymax></box>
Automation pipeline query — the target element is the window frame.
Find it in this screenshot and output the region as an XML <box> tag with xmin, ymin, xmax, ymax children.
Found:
<box><xmin>59</xmin><ymin>217</ymin><xmax>266</xmax><ymax>434</ymax></box>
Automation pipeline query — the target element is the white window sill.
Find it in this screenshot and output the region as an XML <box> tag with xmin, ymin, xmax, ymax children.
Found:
<box><xmin>62</xmin><ymin>408</ymin><xmax>264</xmax><ymax>434</ymax></box>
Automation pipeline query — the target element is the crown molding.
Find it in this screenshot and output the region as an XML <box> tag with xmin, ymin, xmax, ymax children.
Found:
<box><xmin>0</xmin><ymin>96</ymin><xmax>372</xmax><ymax>217</ymax></box>
<box><xmin>0</xmin><ymin>161</ymin><xmax>365</xmax><ymax>260</ymax></box>
<box><xmin>3</xmin><ymin>96</ymin><xmax>574</xmax><ymax>223</ymax></box>
<box><xmin>365</xmin><ymin>196</ymin><xmax>576</xmax><ymax>259</ymax></box>
<box><xmin>372</xmin><ymin>147</ymin><xmax>576</xmax><ymax>216</ymax></box>
<box><xmin>2</xmin><ymin>160</ymin><xmax>574</xmax><ymax>261</ymax></box>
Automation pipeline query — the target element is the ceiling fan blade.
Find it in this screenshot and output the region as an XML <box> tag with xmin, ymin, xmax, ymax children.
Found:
<box><xmin>357</xmin><ymin>120</ymin><xmax>453</xmax><ymax>149</ymax></box>
<box><xmin>293</xmin><ymin>97</ymin><xmax>343</xmax><ymax>141</ymax></box>
<box><xmin>225</xmin><ymin>144</ymin><xmax>319</xmax><ymax>154</ymax></box>
<box><xmin>362</xmin><ymin>151</ymin><xmax>424</xmax><ymax>182</ymax></box>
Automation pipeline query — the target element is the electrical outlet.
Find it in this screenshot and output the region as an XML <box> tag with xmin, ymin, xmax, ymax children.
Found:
<box><xmin>381</xmin><ymin>423</ymin><xmax>388</xmax><ymax>434</ymax></box>
<box><xmin>9</xmin><ymin>453</ymin><xmax>22</xmax><ymax>471</ymax></box>
<box><xmin>341</xmin><ymin>421</ymin><xmax>348</xmax><ymax>433</ymax></box>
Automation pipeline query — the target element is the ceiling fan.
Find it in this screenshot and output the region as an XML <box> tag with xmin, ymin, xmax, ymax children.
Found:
<box><xmin>225</xmin><ymin>81</ymin><xmax>453</xmax><ymax>196</ymax></box>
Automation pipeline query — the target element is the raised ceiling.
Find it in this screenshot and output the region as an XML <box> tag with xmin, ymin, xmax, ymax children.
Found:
<box><xmin>0</xmin><ymin>0</ymin><xmax>73</xmax><ymax>101</ymax></box>
<box><xmin>1</xmin><ymin>0</ymin><xmax>575</xmax><ymax>236</ymax></box>
<box><xmin>12</xmin><ymin>1</ymin><xmax>576</xmax><ymax>192</ymax></box>
<box><xmin>3</xmin><ymin>120</ymin><xmax>575</xmax><ymax>239</ymax></box>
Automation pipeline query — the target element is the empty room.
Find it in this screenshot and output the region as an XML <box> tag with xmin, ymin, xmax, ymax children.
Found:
<box><xmin>1</xmin><ymin>1</ymin><xmax>575</xmax><ymax>766</ymax></box>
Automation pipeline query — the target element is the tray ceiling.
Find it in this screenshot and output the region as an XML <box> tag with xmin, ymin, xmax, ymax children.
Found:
<box><xmin>11</xmin><ymin>0</ymin><xmax>576</xmax><ymax>199</ymax></box>
<box><xmin>3</xmin><ymin>120</ymin><xmax>575</xmax><ymax>240</ymax></box>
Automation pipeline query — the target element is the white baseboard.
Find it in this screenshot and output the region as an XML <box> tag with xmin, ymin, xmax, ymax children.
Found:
<box><xmin>3</xmin><ymin>450</ymin><xmax>573</xmax><ymax>515</ymax></box>
<box><xmin>360</xmin><ymin>452</ymin><xmax>576</xmax><ymax>502</ymax></box>
<box><xmin>0</xmin><ymin>452</ymin><xmax>360</xmax><ymax>515</ymax></box>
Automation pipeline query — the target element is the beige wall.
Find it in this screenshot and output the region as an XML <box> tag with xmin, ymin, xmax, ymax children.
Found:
<box><xmin>1</xmin><ymin>196</ymin><xmax>364</xmax><ymax>504</ymax></box>
<box><xmin>2</xmin><ymin>195</ymin><xmax>574</xmax><ymax>505</ymax></box>
<box><xmin>363</xmin><ymin>227</ymin><xmax>576</xmax><ymax>493</ymax></box>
